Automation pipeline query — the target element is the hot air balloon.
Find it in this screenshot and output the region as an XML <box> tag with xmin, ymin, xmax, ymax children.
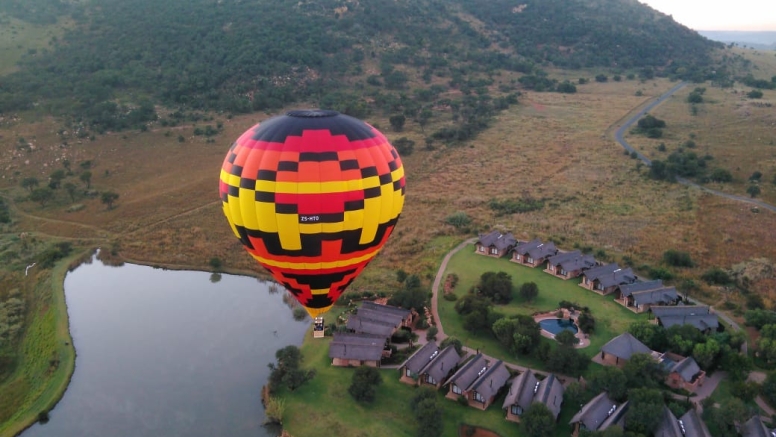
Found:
<box><xmin>219</xmin><ymin>110</ymin><xmax>405</xmax><ymax>318</ymax></box>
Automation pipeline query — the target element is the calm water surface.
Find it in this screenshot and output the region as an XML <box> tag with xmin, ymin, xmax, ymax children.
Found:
<box><xmin>23</xmin><ymin>255</ymin><xmax>308</xmax><ymax>437</ymax></box>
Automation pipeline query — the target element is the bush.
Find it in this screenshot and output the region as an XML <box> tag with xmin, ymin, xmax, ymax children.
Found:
<box><xmin>348</xmin><ymin>366</ymin><xmax>382</xmax><ymax>403</ymax></box>
<box><xmin>457</xmin><ymin>395</ymin><xmax>469</xmax><ymax>407</ymax></box>
<box><xmin>577</xmin><ymin>311</ymin><xmax>595</xmax><ymax>333</ymax></box>
<box><xmin>701</xmin><ymin>268</ymin><xmax>731</xmax><ymax>285</ymax></box>
<box><xmin>426</xmin><ymin>326</ymin><xmax>438</xmax><ymax>341</ymax></box>
<box><xmin>519</xmin><ymin>282</ymin><xmax>539</xmax><ymax>301</ymax></box>
<box><xmin>747</xmin><ymin>89</ymin><xmax>764</xmax><ymax>99</ymax></box>
<box><xmin>663</xmin><ymin>249</ymin><xmax>694</xmax><ymax>267</ymax></box>
<box><xmin>444</xmin><ymin>211</ymin><xmax>472</xmax><ymax>229</ymax></box>
<box><xmin>443</xmin><ymin>293</ymin><xmax>458</xmax><ymax>301</ymax></box>
<box><xmin>209</xmin><ymin>257</ymin><xmax>222</xmax><ymax>270</ymax></box>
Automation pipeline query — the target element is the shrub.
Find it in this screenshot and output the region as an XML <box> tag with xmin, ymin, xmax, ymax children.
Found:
<box><xmin>426</xmin><ymin>326</ymin><xmax>438</xmax><ymax>341</ymax></box>
<box><xmin>349</xmin><ymin>366</ymin><xmax>382</xmax><ymax>403</ymax></box>
<box><xmin>747</xmin><ymin>89</ymin><xmax>764</xmax><ymax>99</ymax></box>
<box><xmin>444</xmin><ymin>211</ymin><xmax>472</xmax><ymax>229</ymax></box>
<box><xmin>443</xmin><ymin>293</ymin><xmax>458</xmax><ymax>301</ymax></box>
<box><xmin>577</xmin><ymin>311</ymin><xmax>595</xmax><ymax>333</ymax></box>
<box><xmin>701</xmin><ymin>268</ymin><xmax>731</xmax><ymax>285</ymax></box>
<box><xmin>209</xmin><ymin>257</ymin><xmax>223</xmax><ymax>270</ymax></box>
<box><xmin>519</xmin><ymin>282</ymin><xmax>539</xmax><ymax>301</ymax></box>
<box><xmin>663</xmin><ymin>249</ymin><xmax>694</xmax><ymax>267</ymax></box>
<box><xmin>458</xmin><ymin>395</ymin><xmax>470</xmax><ymax>407</ymax></box>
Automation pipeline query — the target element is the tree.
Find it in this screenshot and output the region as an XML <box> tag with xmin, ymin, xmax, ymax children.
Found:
<box><xmin>414</xmin><ymin>397</ymin><xmax>442</xmax><ymax>437</ymax></box>
<box><xmin>547</xmin><ymin>344</ymin><xmax>588</xmax><ymax>377</ymax></box>
<box><xmin>625</xmin><ymin>388</ymin><xmax>664</xmax><ymax>435</ymax></box>
<box><xmin>48</xmin><ymin>169</ymin><xmax>66</xmax><ymax>189</ymax></box>
<box><xmin>704</xmin><ymin>398</ymin><xmax>749</xmax><ymax>437</ymax></box>
<box><xmin>389</xmin><ymin>114</ymin><xmax>406</xmax><ymax>131</ymax></box>
<box><xmin>555</xmin><ymin>330</ymin><xmax>579</xmax><ymax>347</ymax></box>
<box><xmin>80</xmin><ymin>171</ymin><xmax>92</xmax><ymax>188</ymax></box>
<box><xmin>588</xmin><ymin>366</ymin><xmax>627</xmax><ymax>402</ymax></box>
<box><xmin>750</xmin><ymin>171</ymin><xmax>763</xmax><ymax>182</ymax></box>
<box><xmin>478</xmin><ymin>271</ymin><xmax>514</xmax><ymax>304</ymax></box>
<box><xmin>492</xmin><ymin>315</ymin><xmax>540</xmax><ymax>355</ymax></box>
<box><xmin>666</xmin><ymin>324</ymin><xmax>704</xmax><ymax>356</ymax></box>
<box><xmin>747</xmin><ymin>184</ymin><xmax>761</xmax><ymax>198</ymax></box>
<box><xmin>761</xmin><ymin>372</ymin><xmax>776</xmax><ymax>407</ymax></box>
<box><xmin>30</xmin><ymin>188</ymin><xmax>54</xmax><ymax>207</ymax></box>
<box><xmin>64</xmin><ymin>182</ymin><xmax>77</xmax><ymax>202</ymax></box>
<box><xmin>267</xmin><ymin>345</ymin><xmax>314</xmax><ymax>393</ymax></box>
<box><xmin>692</xmin><ymin>338</ymin><xmax>721</xmax><ymax>370</ymax></box>
<box><xmin>564</xmin><ymin>381</ymin><xmax>593</xmax><ymax>410</ymax></box>
<box><xmin>519</xmin><ymin>282</ymin><xmax>539</xmax><ymax>301</ymax></box>
<box><xmin>577</xmin><ymin>311</ymin><xmax>595</xmax><ymax>334</ymax></box>
<box><xmin>348</xmin><ymin>366</ymin><xmax>382</xmax><ymax>403</ymax></box>
<box><xmin>21</xmin><ymin>177</ymin><xmax>39</xmax><ymax>192</ymax></box>
<box><xmin>101</xmin><ymin>191</ymin><xmax>119</xmax><ymax>209</ymax></box>
<box><xmin>623</xmin><ymin>353</ymin><xmax>666</xmax><ymax>389</ymax></box>
<box><xmin>521</xmin><ymin>403</ymin><xmax>556</xmax><ymax>437</ymax></box>
<box><xmin>440</xmin><ymin>337</ymin><xmax>463</xmax><ymax>355</ymax></box>
<box><xmin>388</xmin><ymin>287</ymin><xmax>427</xmax><ymax>311</ymax></box>
<box><xmin>628</xmin><ymin>321</ymin><xmax>666</xmax><ymax>351</ymax></box>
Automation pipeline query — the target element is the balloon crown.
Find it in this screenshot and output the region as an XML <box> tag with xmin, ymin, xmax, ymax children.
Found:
<box><xmin>286</xmin><ymin>109</ymin><xmax>339</xmax><ymax>118</ymax></box>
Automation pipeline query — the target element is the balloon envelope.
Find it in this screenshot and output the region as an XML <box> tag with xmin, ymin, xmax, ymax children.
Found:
<box><xmin>219</xmin><ymin>110</ymin><xmax>405</xmax><ymax>317</ymax></box>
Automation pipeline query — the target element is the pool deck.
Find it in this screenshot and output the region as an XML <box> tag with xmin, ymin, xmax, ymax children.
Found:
<box><xmin>533</xmin><ymin>311</ymin><xmax>590</xmax><ymax>349</ymax></box>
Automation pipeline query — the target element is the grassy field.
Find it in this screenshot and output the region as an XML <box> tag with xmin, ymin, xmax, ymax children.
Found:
<box><xmin>280</xmin><ymin>332</ymin><xmax>581</xmax><ymax>437</ymax></box>
<box><xmin>438</xmin><ymin>246</ymin><xmax>646</xmax><ymax>364</ymax></box>
<box><xmin>0</xmin><ymin>251</ymin><xmax>77</xmax><ymax>437</ymax></box>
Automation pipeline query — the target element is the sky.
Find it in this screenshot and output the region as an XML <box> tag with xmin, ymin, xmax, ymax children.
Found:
<box><xmin>639</xmin><ymin>0</ymin><xmax>776</xmax><ymax>31</ymax></box>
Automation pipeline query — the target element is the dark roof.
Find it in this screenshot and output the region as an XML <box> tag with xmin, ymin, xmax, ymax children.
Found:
<box><xmin>360</xmin><ymin>301</ymin><xmax>412</xmax><ymax>320</ymax></box>
<box><xmin>600</xmin><ymin>332</ymin><xmax>652</xmax><ymax>360</ymax></box>
<box><xmin>469</xmin><ymin>360</ymin><xmax>510</xmax><ymax>401</ymax></box>
<box><xmin>596</xmin><ymin>267</ymin><xmax>637</xmax><ymax>288</ymax></box>
<box><xmin>619</xmin><ymin>279</ymin><xmax>664</xmax><ymax>297</ymax></box>
<box><xmin>355</xmin><ymin>307</ymin><xmax>404</xmax><ymax>327</ymax></box>
<box><xmin>502</xmin><ymin>369</ymin><xmax>539</xmax><ymax>411</ymax></box>
<box><xmin>535</xmin><ymin>374</ymin><xmax>565</xmax><ymax>419</ymax></box>
<box><xmin>514</xmin><ymin>240</ymin><xmax>557</xmax><ymax>259</ymax></box>
<box><xmin>447</xmin><ymin>354</ymin><xmax>489</xmax><ymax>391</ymax></box>
<box><xmin>548</xmin><ymin>250</ymin><xmax>582</xmax><ymax>265</ymax></box>
<box><xmin>582</xmin><ymin>263</ymin><xmax>621</xmax><ymax>281</ymax></box>
<box><xmin>477</xmin><ymin>231</ymin><xmax>517</xmax><ymax>251</ymax></box>
<box><xmin>528</xmin><ymin>242</ymin><xmax>557</xmax><ymax>259</ymax></box>
<box><xmin>741</xmin><ymin>415</ymin><xmax>771</xmax><ymax>437</ymax></box>
<box><xmin>651</xmin><ymin>305</ymin><xmax>710</xmax><ymax>317</ymax></box>
<box><xmin>329</xmin><ymin>342</ymin><xmax>383</xmax><ymax>361</ymax></box>
<box><xmin>551</xmin><ymin>251</ymin><xmax>597</xmax><ymax>271</ymax></box>
<box><xmin>679</xmin><ymin>409</ymin><xmax>712</xmax><ymax>437</ymax></box>
<box><xmin>655</xmin><ymin>405</ymin><xmax>683</xmax><ymax>437</ymax></box>
<box><xmin>632</xmin><ymin>287</ymin><xmax>678</xmax><ymax>306</ymax></box>
<box><xmin>670</xmin><ymin>356</ymin><xmax>702</xmax><ymax>383</ymax></box>
<box><xmin>332</xmin><ymin>332</ymin><xmax>386</xmax><ymax>346</ymax></box>
<box><xmin>400</xmin><ymin>341</ymin><xmax>439</xmax><ymax>375</ymax></box>
<box><xmin>569</xmin><ymin>392</ymin><xmax>626</xmax><ymax>432</ymax></box>
<box><xmin>514</xmin><ymin>239</ymin><xmax>541</xmax><ymax>254</ymax></box>
<box><xmin>502</xmin><ymin>370</ymin><xmax>564</xmax><ymax>419</ymax></box>
<box><xmin>347</xmin><ymin>314</ymin><xmax>396</xmax><ymax>337</ymax></box>
<box><xmin>420</xmin><ymin>345</ymin><xmax>461</xmax><ymax>382</ymax></box>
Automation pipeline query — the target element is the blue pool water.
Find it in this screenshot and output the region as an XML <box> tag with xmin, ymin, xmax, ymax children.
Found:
<box><xmin>539</xmin><ymin>318</ymin><xmax>579</xmax><ymax>335</ymax></box>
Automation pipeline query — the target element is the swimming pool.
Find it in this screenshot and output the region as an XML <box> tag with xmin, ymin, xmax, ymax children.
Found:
<box><xmin>539</xmin><ymin>318</ymin><xmax>579</xmax><ymax>335</ymax></box>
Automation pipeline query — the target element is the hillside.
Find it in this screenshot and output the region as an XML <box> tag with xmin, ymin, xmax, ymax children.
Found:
<box><xmin>0</xmin><ymin>0</ymin><xmax>720</xmax><ymax>127</ymax></box>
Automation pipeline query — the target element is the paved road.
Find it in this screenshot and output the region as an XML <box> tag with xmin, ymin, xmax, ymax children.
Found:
<box><xmin>613</xmin><ymin>82</ymin><xmax>776</xmax><ymax>213</ymax></box>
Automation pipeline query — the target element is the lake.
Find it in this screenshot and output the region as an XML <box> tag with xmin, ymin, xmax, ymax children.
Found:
<box><xmin>22</xmin><ymin>253</ymin><xmax>309</xmax><ymax>437</ymax></box>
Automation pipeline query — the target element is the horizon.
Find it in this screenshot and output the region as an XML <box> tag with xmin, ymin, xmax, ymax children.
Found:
<box><xmin>639</xmin><ymin>0</ymin><xmax>776</xmax><ymax>32</ymax></box>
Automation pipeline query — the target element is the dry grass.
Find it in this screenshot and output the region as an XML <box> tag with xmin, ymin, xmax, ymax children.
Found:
<box><xmin>1</xmin><ymin>58</ymin><xmax>775</xmax><ymax>308</ymax></box>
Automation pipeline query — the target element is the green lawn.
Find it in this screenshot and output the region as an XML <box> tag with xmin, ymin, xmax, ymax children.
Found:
<box><xmin>280</xmin><ymin>335</ymin><xmax>522</xmax><ymax>437</ymax></box>
<box><xmin>439</xmin><ymin>246</ymin><xmax>648</xmax><ymax>365</ymax></box>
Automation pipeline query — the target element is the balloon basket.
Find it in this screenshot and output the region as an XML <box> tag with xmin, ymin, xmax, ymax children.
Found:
<box><xmin>312</xmin><ymin>317</ymin><xmax>325</xmax><ymax>338</ymax></box>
